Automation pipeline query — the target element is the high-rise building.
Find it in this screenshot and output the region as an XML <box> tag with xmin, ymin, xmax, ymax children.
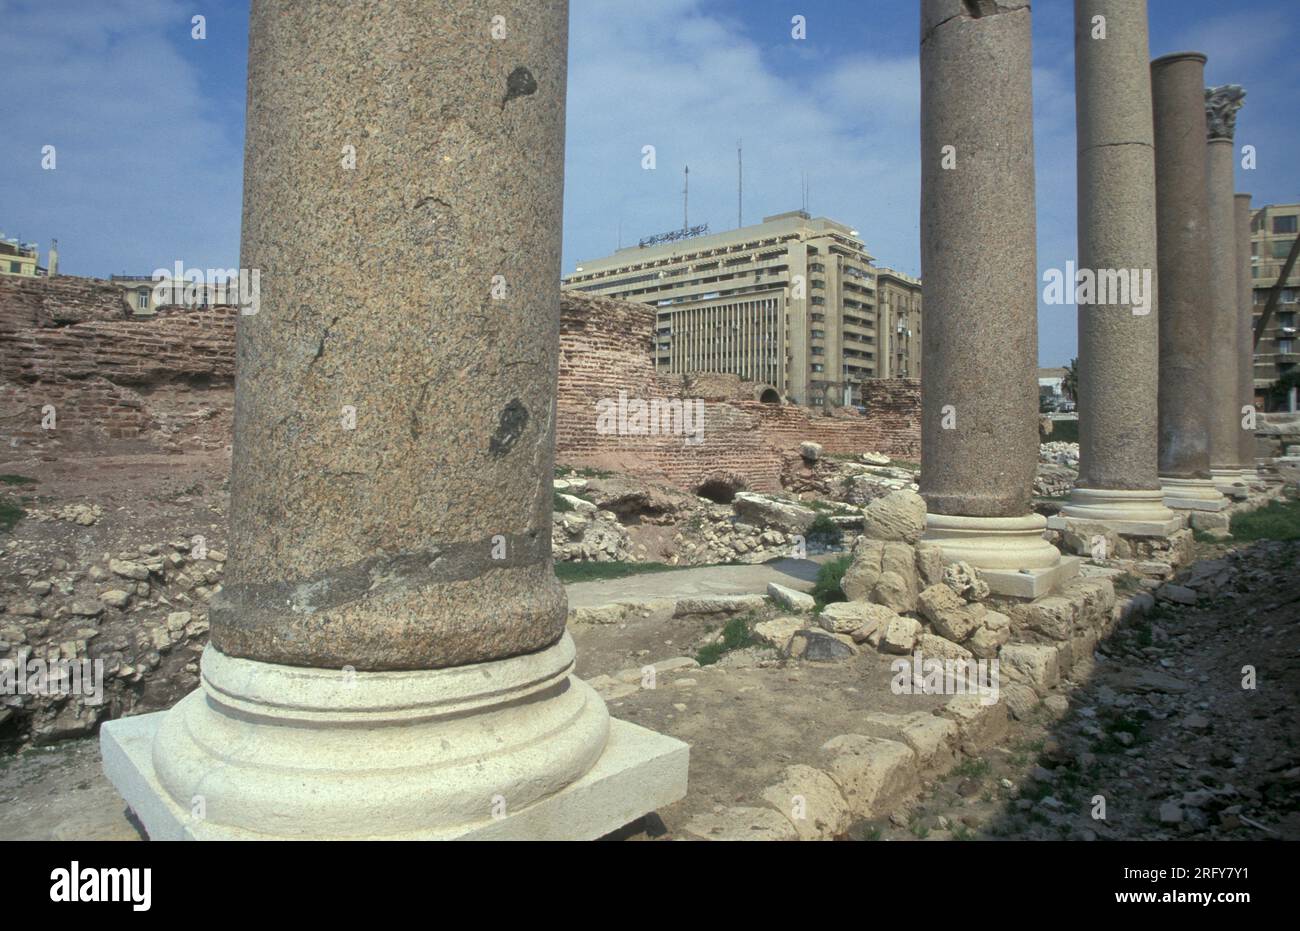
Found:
<box><xmin>562</xmin><ymin>211</ymin><xmax>921</xmax><ymax>406</ymax></box>
<box><xmin>1249</xmin><ymin>202</ymin><xmax>1299</xmax><ymax>406</ymax></box>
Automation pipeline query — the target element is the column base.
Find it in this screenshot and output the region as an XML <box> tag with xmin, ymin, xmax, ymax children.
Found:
<box><xmin>1048</xmin><ymin>487</ymin><xmax>1185</xmax><ymax>537</ymax></box>
<box><xmin>922</xmin><ymin>512</ymin><xmax>1075</xmax><ymax>598</ymax></box>
<box><xmin>1211</xmin><ymin>468</ymin><xmax>1249</xmax><ymax>499</ymax></box>
<box><xmin>100</xmin><ymin>634</ymin><xmax>688</xmax><ymax>840</ymax></box>
<box><xmin>1160</xmin><ymin>476</ymin><xmax>1229</xmax><ymax>511</ymax></box>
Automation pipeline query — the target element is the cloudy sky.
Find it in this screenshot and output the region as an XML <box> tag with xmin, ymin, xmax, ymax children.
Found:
<box><xmin>1</xmin><ymin>0</ymin><xmax>1296</xmax><ymax>366</ymax></box>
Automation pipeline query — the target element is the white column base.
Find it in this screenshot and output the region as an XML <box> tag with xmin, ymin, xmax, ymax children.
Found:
<box><xmin>1211</xmin><ymin>468</ymin><xmax>1249</xmax><ymax>499</ymax></box>
<box><xmin>1160</xmin><ymin>476</ymin><xmax>1229</xmax><ymax>511</ymax></box>
<box><xmin>100</xmin><ymin>633</ymin><xmax>688</xmax><ymax>840</ymax></box>
<box><xmin>1048</xmin><ymin>487</ymin><xmax>1185</xmax><ymax>537</ymax></box>
<box><xmin>922</xmin><ymin>512</ymin><xmax>1075</xmax><ymax>598</ymax></box>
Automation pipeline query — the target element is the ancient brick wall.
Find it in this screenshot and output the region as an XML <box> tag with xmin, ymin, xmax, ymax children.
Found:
<box><xmin>1</xmin><ymin>278</ymin><xmax>921</xmax><ymax>478</ymax></box>
<box><xmin>0</xmin><ymin>277</ymin><xmax>236</xmax><ymax>455</ymax></box>
<box><xmin>0</xmin><ymin>274</ymin><xmax>127</xmax><ymax>335</ymax></box>
<box><xmin>555</xmin><ymin>292</ymin><xmax>921</xmax><ymax>491</ymax></box>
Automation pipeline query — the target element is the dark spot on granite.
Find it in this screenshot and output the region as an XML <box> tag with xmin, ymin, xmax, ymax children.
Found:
<box><xmin>489</xmin><ymin>399</ymin><xmax>529</xmax><ymax>457</ymax></box>
<box><xmin>502</xmin><ymin>66</ymin><xmax>537</xmax><ymax>108</ymax></box>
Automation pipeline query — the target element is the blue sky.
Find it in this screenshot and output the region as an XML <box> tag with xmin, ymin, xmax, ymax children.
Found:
<box><xmin>1</xmin><ymin>0</ymin><xmax>1295</xmax><ymax>366</ymax></box>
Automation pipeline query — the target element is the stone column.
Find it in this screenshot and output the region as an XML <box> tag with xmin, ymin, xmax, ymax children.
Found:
<box><xmin>919</xmin><ymin>0</ymin><xmax>1069</xmax><ymax>599</ymax></box>
<box><xmin>1053</xmin><ymin>0</ymin><xmax>1181</xmax><ymax>542</ymax></box>
<box><xmin>1236</xmin><ymin>192</ymin><xmax>1258</xmax><ymax>480</ymax></box>
<box><xmin>100</xmin><ymin>0</ymin><xmax>686</xmax><ymax>840</ymax></box>
<box><xmin>1206</xmin><ymin>85</ymin><xmax>1248</xmax><ymax>497</ymax></box>
<box><xmin>1151</xmin><ymin>53</ymin><xmax>1227</xmax><ymax>511</ymax></box>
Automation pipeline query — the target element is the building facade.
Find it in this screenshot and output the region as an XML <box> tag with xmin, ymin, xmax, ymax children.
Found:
<box><xmin>0</xmin><ymin>236</ymin><xmax>40</xmax><ymax>277</ymax></box>
<box><xmin>109</xmin><ymin>274</ymin><xmax>233</xmax><ymax>315</ymax></box>
<box><xmin>562</xmin><ymin>211</ymin><xmax>921</xmax><ymax>407</ymax></box>
<box><xmin>1250</xmin><ymin>202</ymin><xmax>1299</xmax><ymax>405</ymax></box>
<box><xmin>875</xmin><ymin>268</ymin><xmax>923</xmax><ymax>379</ymax></box>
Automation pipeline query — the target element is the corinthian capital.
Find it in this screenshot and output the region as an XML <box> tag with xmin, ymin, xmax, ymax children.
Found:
<box><xmin>1205</xmin><ymin>84</ymin><xmax>1246</xmax><ymax>140</ymax></box>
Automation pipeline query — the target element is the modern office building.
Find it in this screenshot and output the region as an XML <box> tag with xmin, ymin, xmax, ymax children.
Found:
<box><xmin>1250</xmin><ymin>202</ymin><xmax>1299</xmax><ymax>405</ymax></box>
<box><xmin>562</xmin><ymin>211</ymin><xmax>921</xmax><ymax>407</ymax></box>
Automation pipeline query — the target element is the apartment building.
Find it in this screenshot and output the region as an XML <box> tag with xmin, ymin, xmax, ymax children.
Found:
<box><xmin>562</xmin><ymin>211</ymin><xmax>921</xmax><ymax>407</ymax></box>
<box><xmin>109</xmin><ymin>273</ymin><xmax>233</xmax><ymax>315</ymax></box>
<box><xmin>1250</xmin><ymin>202</ymin><xmax>1299</xmax><ymax>406</ymax></box>
<box><xmin>0</xmin><ymin>235</ymin><xmax>40</xmax><ymax>277</ymax></box>
<box><xmin>875</xmin><ymin>267</ymin><xmax>923</xmax><ymax>379</ymax></box>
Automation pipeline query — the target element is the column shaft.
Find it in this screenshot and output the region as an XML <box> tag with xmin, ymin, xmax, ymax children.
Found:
<box><xmin>213</xmin><ymin>1</ymin><xmax>570</xmax><ymax>670</ymax></box>
<box><xmin>920</xmin><ymin>0</ymin><xmax>1039</xmax><ymax>519</ymax></box>
<box><xmin>1058</xmin><ymin>0</ymin><xmax>1177</xmax><ymax>534</ymax></box>
<box><xmin>1151</xmin><ymin>52</ymin><xmax>1225</xmax><ymax>510</ymax></box>
<box><xmin>1236</xmin><ymin>193</ymin><xmax>1256</xmax><ymax>474</ymax></box>
<box><xmin>1207</xmin><ymin>139</ymin><xmax>1243</xmax><ymax>486</ymax></box>
<box><xmin>919</xmin><ymin>1</ymin><xmax>1063</xmax><ymax>589</ymax></box>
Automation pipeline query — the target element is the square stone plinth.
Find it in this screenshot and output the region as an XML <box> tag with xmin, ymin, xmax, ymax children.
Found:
<box><xmin>102</xmin><ymin>712</ymin><xmax>688</xmax><ymax>841</ymax></box>
<box><xmin>974</xmin><ymin>556</ymin><xmax>1082</xmax><ymax>600</ymax></box>
<box><xmin>1046</xmin><ymin>514</ymin><xmax>1186</xmax><ymax>539</ymax></box>
<box><xmin>1163</xmin><ymin>494</ymin><xmax>1229</xmax><ymax>512</ymax></box>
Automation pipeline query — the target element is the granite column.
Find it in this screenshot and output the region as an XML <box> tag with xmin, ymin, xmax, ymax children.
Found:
<box><xmin>919</xmin><ymin>0</ymin><xmax>1069</xmax><ymax>598</ymax></box>
<box><xmin>1054</xmin><ymin>0</ymin><xmax>1181</xmax><ymax>542</ymax></box>
<box><xmin>1236</xmin><ymin>192</ymin><xmax>1258</xmax><ymax>481</ymax></box>
<box><xmin>1205</xmin><ymin>85</ymin><xmax>1248</xmax><ymax>497</ymax></box>
<box><xmin>1151</xmin><ymin>53</ymin><xmax>1227</xmax><ymax>512</ymax></box>
<box><xmin>101</xmin><ymin>0</ymin><xmax>687</xmax><ymax>840</ymax></box>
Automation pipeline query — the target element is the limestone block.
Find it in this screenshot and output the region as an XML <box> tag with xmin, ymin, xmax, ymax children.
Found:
<box><xmin>818</xmin><ymin>734</ymin><xmax>917</xmax><ymax>819</ymax></box>
<box><xmin>878</xmin><ymin>616</ymin><xmax>922</xmax><ymax>655</ymax></box>
<box><xmin>767</xmin><ymin>582</ymin><xmax>814</xmax><ymax>613</ymax></box>
<box><xmin>683</xmin><ymin>806</ymin><xmax>799</xmax><ymax>841</ymax></box>
<box><xmin>841</xmin><ymin>539</ymin><xmax>884</xmax><ymax>601</ymax></box>
<box><xmin>760</xmin><ymin>764</ymin><xmax>850</xmax><ymax>840</ymax></box>
<box><xmin>861</xmin><ymin>490</ymin><xmax>926</xmax><ymax>543</ymax></box>
<box><xmin>999</xmin><ymin>643</ymin><xmax>1060</xmax><ymax>697</ymax></box>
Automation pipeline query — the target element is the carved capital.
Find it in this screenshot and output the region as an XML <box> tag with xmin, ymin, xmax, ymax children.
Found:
<box><xmin>1205</xmin><ymin>84</ymin><xmax>1246</xmax><ymax>141</ymax></box>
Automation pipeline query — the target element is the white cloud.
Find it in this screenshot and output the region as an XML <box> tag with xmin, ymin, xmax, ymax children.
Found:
<box><xmin>0</xmin><ymin>0</ymin><xmax>243</xmax><ymax>277</ymax></box>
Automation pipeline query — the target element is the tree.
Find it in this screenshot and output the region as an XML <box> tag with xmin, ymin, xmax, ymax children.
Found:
<box><xmin>1062</xmin><ymin>357</ymin><xmax>1079</xmax><ymax>403</ymax></box>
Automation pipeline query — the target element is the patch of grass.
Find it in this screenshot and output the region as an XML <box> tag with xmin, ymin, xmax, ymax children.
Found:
<box><xmin>1228</xmin><ymin>495</ymin><xmax>1300</xmax><ymax>542</ymax></box>
<box><xmin>889</xmin><ymin>459</ymin><xmax>921</xmax><ymax>471</ymax></box>
<box><xmin>695</xmin><ymin>613</ymin><xmax>755</xmax><ymax>666</ymax></box>
<box><xmin>952</xmin><ymin>758</ymin><xmax>991</xmax><ymax>780</ymax></box>
<box><xmin>0</xmin><ymin>474</ymin><xmax>37</xmax><ymax>486</ymax></box>
<box><xmin>810</xmin><ymin>553</ymin><xmax>853</xmax><ymax>608</ymax></box>
<box><xmin>554</xmin><ymin>464</ymin><xmax>613</xmax><ymax>479</ymax></box>
<box><xmin>552</xmin><ymin>490</ymin><xmax>574</xmax><ymax>512</ymax></box>
<box><xmin>0</xmin><ymin>497</ymin><xmax>25</xmax><ymax>533</ymax></box>
<box><xmin>553</xmin><ymin>561</ymin><xmax>689</xmax><ymax>583</ymax></box>
<box><xmin>806</xmin><ymin>512</ymin><xmax>844</xmax><ymax>547</ymax></box>
<box><xmin>952</xmin><ymin>824</ymin><xmax>976</xmax><ymax>841</ymax></box>
<box><xmin>908</xmin><ymin>814</ymin><xmax>930</xmax><ymax>839</ymax></box>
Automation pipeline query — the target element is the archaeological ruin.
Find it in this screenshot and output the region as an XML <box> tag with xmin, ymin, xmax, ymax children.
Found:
<box><xmin>0</xmin><ymin>0</ymin><xmax>1297</xmax><ymax>865</ymax></box>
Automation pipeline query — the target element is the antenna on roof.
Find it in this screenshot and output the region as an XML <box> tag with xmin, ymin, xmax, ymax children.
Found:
<box><xmin>683</xmin><ymin>165</ymin><xmax>690</xmax><ymax>231</ymax></box>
